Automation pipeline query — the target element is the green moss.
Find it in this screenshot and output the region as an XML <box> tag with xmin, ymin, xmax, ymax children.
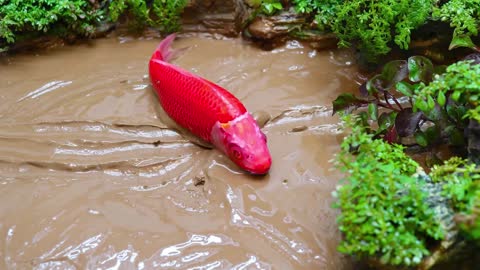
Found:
<box><xmin>0</xmin><ymin>0</ymin><xmax>103</xmax><ymax>44</ymax></box>
<box><xmin>152</xmin><ymin>0</ymin><xmax>187</xmax><ymax>33</ymax></box>
<box><xmin>291</xmin><ymin>0</ymin><xmax>480</xmax><ymax>61</ymax></box>
<box><xmin>292</xmin><ymin>0</ymin><xmax>434</xmax><ymax>61</ymax></box>
<box><xmin>414</xmin><ymin>60</ymin><xmax>480</xmax><ymax>122</ymax></box>
<box><xmin>0</xmin><ymin>0</ymin><xmax>187</xmax><ymax>51</ymax></box>
<box><xmin>333</xmin><ymin>114</ymin><xmax>445</xmax><ymax>266</ymax></box>
<box><xmin>431</xmin><ymin>157</ymin><xmax>480</xmax><ymax>241</ymax></box>
<box><xmin>433</xmin><ymin>0</ymin><xmax>480</xmax><ymax>38</ymax></box>
<box><xmin>108</xmin><ymin>0</ymin><xmax>187</xmax><ymax>32</ymax></box>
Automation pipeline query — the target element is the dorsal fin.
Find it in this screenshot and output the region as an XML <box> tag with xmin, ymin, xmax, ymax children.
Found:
<box><xmin>153</xmin><ymin>34</ymin><xmax>177</xmax><ymax>62</ymax></box>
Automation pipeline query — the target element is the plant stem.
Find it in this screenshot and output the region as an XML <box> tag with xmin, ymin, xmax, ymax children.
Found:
<box><xmin>386</xmin><ymin>92</ymin><xmax>403</xmax><ymax>110</ymax></box>
<box><xmin>378</xmin><ymin>102</ymin><xmax>401</xmax><ymax>112</ymax></box>
<box><xmin>383</xmin><ymin>92</ymin><xmax>395</xmax><ymax>110</ymax></box>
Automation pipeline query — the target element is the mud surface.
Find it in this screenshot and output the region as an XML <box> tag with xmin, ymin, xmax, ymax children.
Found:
<box><xmin>0</xmin><ymin>36</ymin><xmax>359</xmax><ymax>269</ymax></box>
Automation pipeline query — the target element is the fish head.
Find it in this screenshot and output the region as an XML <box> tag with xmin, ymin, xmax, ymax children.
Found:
<box><xmin>211</xmin><ymin>113</ymin><xmax>271</xmax><ymax>175</ymax></box>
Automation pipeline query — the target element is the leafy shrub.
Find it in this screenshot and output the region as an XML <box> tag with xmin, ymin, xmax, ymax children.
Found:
<box><xmin>292</xmin><ymin>0</ymin><xmax>434</xmax><ymax>61</ymax></box>
<box><xmin>414</xmin><ymin>59</ymin><xmax>480</xmax><ymax>123</ymax></box>
<box><xmin>152</xmin><ymin>0</ymin><xmax>188</xmax><ymax>33</ymax></box>
<box><xmin>332</xmin><ymin>54</ymin><xmax>480</xmax><ymax>149</ymax></box>
<box><xmin>332</xmin><ymin>56</ymin><xmax>480</xmax><ymax>265</ymax></box>
<box><xmin>0</xmin><ymin>0</ymin><xmax>103</xmax><ymax>44</ymax></box>
<box><xmin>109</xmin><ymin>0</ymin><xmax>187</xmax><ymax>32</ymax></box>
<box><xmin>291</xmin><ymin>0</ymin><xmax>480</xmax><ymax>61</ymax></box>
<box><xmin>431</xmin><ymin>157</ymin><xmax>480</xmax><ymax>241</ymax></box>
<box><xmin>246</xmin><ymin>0</ymin><xmax>284</xmax><ymax>16</ymax></box>
<box><xmin>0</xmin><ymin>0</ymin><xmax>188</xmax><ymax>51</ymax></box>
<box><xmin>109</xmin><ymin>0</ymin><xmax>150</xmax><ymax>29</ymax></box>
<box><xmin>432</xmin><ymin>0</ymin><xmax>480</xmax><ymax>51</ymax></box>
<box><xmin>333</xmin><ymin>114</ymin><xmax>445</xmax><ymax>266</ymax></box>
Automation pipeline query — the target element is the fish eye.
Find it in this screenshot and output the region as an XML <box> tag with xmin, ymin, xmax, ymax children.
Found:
<box><xmin>232</xmin><ymin>149</ymin><xmax>242</xmax><ymax>160</ymax></box>
<box><xmin>229</xmin><ymin>143</ymin><xmax>243</xmax><ymax>160</ymax></box>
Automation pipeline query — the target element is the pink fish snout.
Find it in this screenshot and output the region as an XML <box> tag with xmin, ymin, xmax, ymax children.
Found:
<box><xmin>241</xmin><ymin>145</ymin><xmax>272</xmax><ymax>175</ymax></box>
<box><xmin>211</xmin><ymin>113</ymin><xmax>272</xmax><ymax>175</ymax></box>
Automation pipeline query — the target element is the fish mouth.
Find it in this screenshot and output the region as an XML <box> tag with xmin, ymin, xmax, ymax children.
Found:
<box><xmin>241</xmin><ymin>158</ymin><xmax>272</xmax><ymax>176</ymax></box>
<box><xmin>245</xmin><ymin>169</ymin><xmax>270</xmax><ymax>176</ymax></box>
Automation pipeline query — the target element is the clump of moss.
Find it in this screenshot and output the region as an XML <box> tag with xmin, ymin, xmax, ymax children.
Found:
<box><xmin>291</xmin><ymin>0</ymin><xmax>480</xmax><ymax>61</ymax></box>
<box><xmin>247</xmin><ymin>0</ymin><xmax>284</xmax><ymax>15</ymax></box>
<box><xmin>333</xmin><ymin>114</ymin><xmax>446</xmax><ymax>267</ymax></box>
<box><xmin>109</xmin><ymin>0</ymin><xmax>187</xmax><ymax>32</ymax></box>
<box><xmin>0</xmin><ymin>0</ymin><xmax>103</xmax><ymax>45</ymax></box>
<box><xmin>292</xmin><ymin>0</ymin><xmax>434</xmax><ymax>61</ymax></box>
<box><xmin>432</xmin><ymin>0</ymin><xmax>480</xmax><ymax>51</ymax></box>
<box><xmin>332</xmin><ymin>57</ymin><xmax>480</xmax><ymax>267</ymax></box>
<box><xmin>431</xmin><ymin>157</ymin><xmax>480</xmax><ymax>241</ymax></box>
<box><xmin>0</xmin><ymin>0</ymin><xmax>188</xmax><ymax>52</ymax></box>
<box><xmin>414</xmin><ymin>59</ymin><xmax>480</xmax><ymax>123</ymax></box>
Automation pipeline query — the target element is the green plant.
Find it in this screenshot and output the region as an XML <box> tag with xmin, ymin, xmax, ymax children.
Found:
<box><xmin>0</xmin><ymin>0</ymin><xmax>103</xmax><ymax>44</ymax></box>
<box><xmin>247</xmin><ymin>0</ymin><xmax>283</xmax><ymax>15</ymax></box>
<box><xmin>456</xmin><ymin>185</ymin><xmax>480</xmax><ymax>240</ymax></box>
<box><xmin>332</xmin><ymin>54</ymin><xmax>480</xmax><ymax>150</ymax></box>
<box><xmin>333</xmin><ymin>55</ymin><xmax>451</xmax><ymax>147</ymax></box>
<box><xmin>430</xmin><ymin>157</ymin><xmax>480</xmax><ymax>240</ymax></box>
<box><xmin>152</xmin><ymin>0</ymin><xmax>187</xmax><ymax>32</ymax></box>
<box><xmin>333</xmin><ymin>114</ymin><xmax>445</xmax><ymax>266</ymax></box>
<box><xmin>414</xmin><ymin>58</ymin><xmax>480</xmax><ymax>123</ymax></box>
<box><xmin>0</xmin><ymin>0</ymin><xmax>188</xmax><ymax>51</ymax></box>
<box><xmin>108</xmin><ymin>0</ymin><xmax>187</xmax><ymax>32</ymax></box>
<box><xmin>432</xmin><ymin>0</ymin><xmax>480</xmax><ymax>52</ymax></box>
<box><xmin>109</xmin><ymin>0</ymin><xmax>151</xmax><ymax>29</ymax></box>
<box><xmin>292</xmin><ymin>0</ymin><xmax>434</xmax><ymax>61</ymax></box>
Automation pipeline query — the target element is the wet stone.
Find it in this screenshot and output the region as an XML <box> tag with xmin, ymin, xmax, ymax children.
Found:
<box><xmin>181</xmin><ymin>0</ymin><xmax>250</xmax><ymax>37</ymax></box>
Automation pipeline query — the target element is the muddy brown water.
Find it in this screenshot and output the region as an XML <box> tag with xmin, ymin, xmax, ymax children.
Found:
<box><xmin>0</xmin><ymin>35</ymin><xmax>360</xmax><ymax>269</ymax></box>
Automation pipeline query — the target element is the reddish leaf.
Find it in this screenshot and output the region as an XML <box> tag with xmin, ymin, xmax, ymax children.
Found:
<box><xmin>384</xmin><ymin>127</ymin><xmax>398</xmax><ymax>143</ymax></box>
<box><xmin>395</xmin><ymin>108</ymin><xmax>424</xmax><ymax>137</ymax></box>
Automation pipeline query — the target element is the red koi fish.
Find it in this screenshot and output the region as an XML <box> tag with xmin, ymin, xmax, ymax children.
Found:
<box><xmin>148</xmin><ymin>34</ymin><xmax>272</xmax><ymax>175</ymax></box>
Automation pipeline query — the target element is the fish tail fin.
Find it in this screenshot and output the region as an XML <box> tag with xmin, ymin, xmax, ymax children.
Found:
<box><xmin>153</xmin><ymin>33</ymin><xmax>188</xmax><ymax>63</ymax></box>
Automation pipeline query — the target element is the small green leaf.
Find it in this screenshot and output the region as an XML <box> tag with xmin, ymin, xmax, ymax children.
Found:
<box><xmin>366</xmin><ymin>74</ymin><xmax>385</xmax><ymax>95</ymax></box>
<box><xmin>396</xmin><ymin>81</ymin><xmax>413</xmax><ymax>97</ymax></box>
<box><xmin>272</xmin><ymin>3</ymin><xmax>283</xmax><ymax>9</ymax></box>
<box><xmin>427</xmin><ymin>95</ymin><xmax>435</xmax><ymax>110</ymax></box>
<box><xmin>452</xmin><ymin>91</ymin><xmax>461</xmax><ymax>101</ymax></box>
<box><xmin>381</xmin><ymin>60</ymin><xmax>408</xmax><ymax>89</ymax></box>
<box><xmin>408</xmin><ymin>56</ymin><xmax>433</xmax><ymax>83</ymax></box>
<box><xmin>425</xmin><ymin>103</ymin><xmax>442</xmax><ymax>121</ymax></box>
<box><xmin>246</xmin><ymin>0</ymin><xmax>262</xmax><ymax>7</ymax></box>
<box><xmin>449</xmin><ymin>33</ymin><xmax>476</xmax><ymax>50</ymax></box>
<box><xmin>415</xmin><ymin>99</ymin><xmax>429</xmax><ymax>112</ymax></box>
<box><xmin>437</xmin><ymin>91</ymin><xmax>446</xmax><ymax>106</ymax></box>
<box><xmin>368</xmin><ymin>103</ymin><xmax>378</xmax><ymax>121</ymax></box>
<box><xmin>414</xmin><ymin>131</ymin><xmax>428</xmax><ymax>147</ymax></box>
<box><xmin>378</xmin><ymin>112</ymin><xmax>397</xmax><ymax>131</ymax></box>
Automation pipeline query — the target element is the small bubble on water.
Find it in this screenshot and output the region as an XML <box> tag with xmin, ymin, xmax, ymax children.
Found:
<box><xmin>88</xmin><ymin>209</ymin><xmax>100</xmax><ymax>215</ymax></box>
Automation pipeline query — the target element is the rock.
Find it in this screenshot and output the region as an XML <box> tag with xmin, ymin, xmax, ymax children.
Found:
<box><xmin>181</xmin><ymin>0</ymin><xmax>250</xmax><ymax>37</ymax></box>
<box><xmin>245</xmin><ymin>8</ymin><xmax>338</xmax><ymax>50</ymax></box>
<box><xmin>247</xmin><ymin>10</ymin><xmax>305</xmax><ymax>39</ymax></box>
<box><xmin>468</xmin><ymin>119</ymin><xmax>480</xmax><ymax>165</ymax></box>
